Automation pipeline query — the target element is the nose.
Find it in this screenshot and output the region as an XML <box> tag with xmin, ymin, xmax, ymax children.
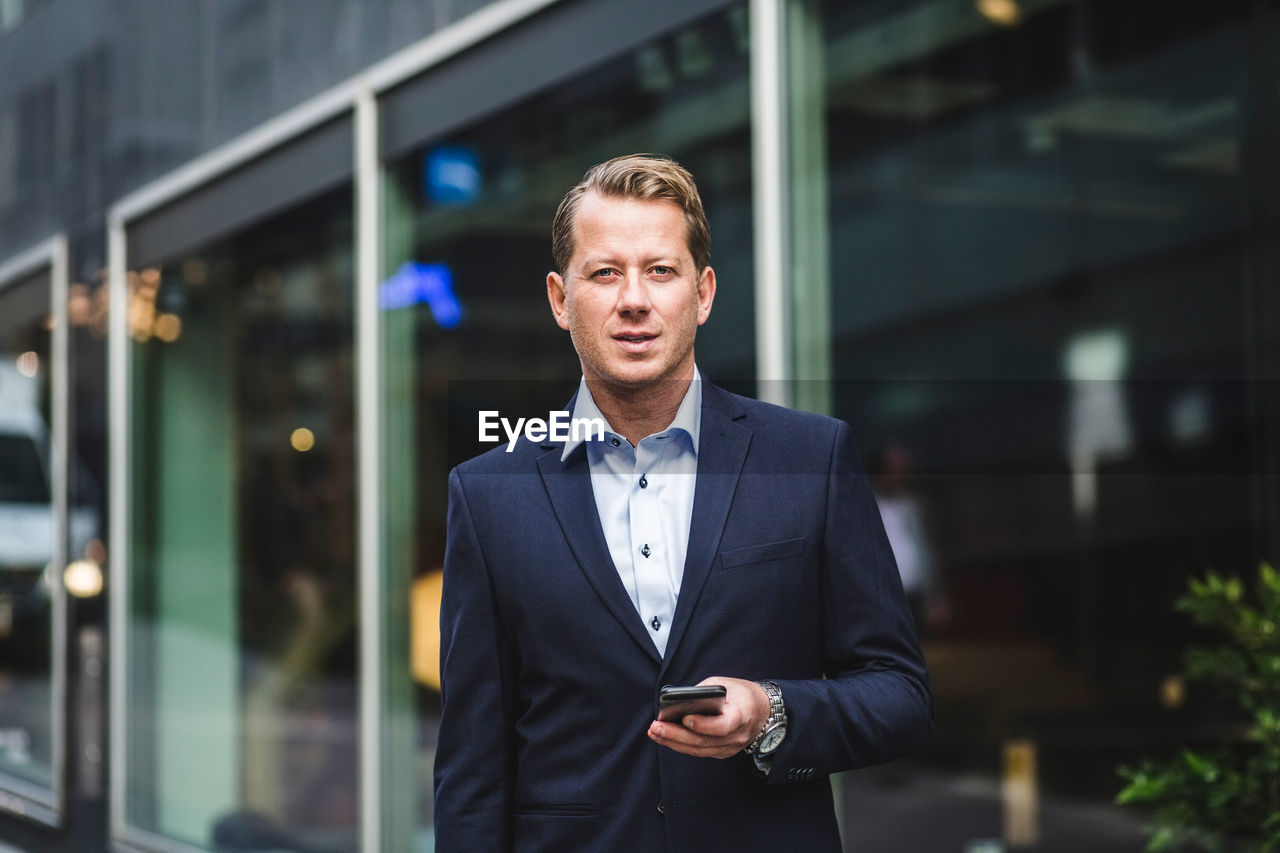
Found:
<box><xmin>616</xmin><ymin>270</ymin><xmax>652</xmax><ymax>315</ymax></box>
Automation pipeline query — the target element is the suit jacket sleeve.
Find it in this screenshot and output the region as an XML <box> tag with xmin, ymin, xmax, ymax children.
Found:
<box><xmin>766</xmin><ymin>419</ymin><xmax>933</xmax><ymax>781</ymax></box>
<box><xmin>434</xmin><ymin>468</ymin><xmax>517</xmax><ymax>850</ymax></box>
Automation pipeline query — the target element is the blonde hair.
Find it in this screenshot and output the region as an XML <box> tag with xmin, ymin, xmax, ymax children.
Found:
<box><xmin>551</xmin><ymin>154</ymin><xmax>710</xmax><ymax>275</ymax></box>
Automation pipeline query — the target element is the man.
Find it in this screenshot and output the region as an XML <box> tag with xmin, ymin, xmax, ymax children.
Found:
<box><xmin>871</xmin><ymin>443</ymin><xmax>950</xmax><ymax>634</ymax></box>
<box><xmin>435</xmin><ymin>154</ymin><xmax>931</xmax><ymax>852</ymax></box>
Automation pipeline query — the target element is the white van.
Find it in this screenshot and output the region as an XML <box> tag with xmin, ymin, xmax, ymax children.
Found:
<box><xmin>0</xmin><ymin>362</ymin><xmax>95</xmax><ymax>648</ymax></box>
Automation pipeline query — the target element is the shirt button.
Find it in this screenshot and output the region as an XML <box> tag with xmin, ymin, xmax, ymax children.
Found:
<box><xmin>639</xmin><ymin>474</ymin><xmax>648</xmax><ymax>489</ymax></box>
<box><xmin>641</xmin><ymin>543</ymin><xmax>651</xmax><ymax>558</ymax></box>
<box><xmin>611</xmin><ymin>437</ymin><xmax>621</xmax><ymax>447</ymax></box>
<box><xmin>650</xmin><ymin>616</ymin><xmax>662</xmax><ymax>631</ymax></box>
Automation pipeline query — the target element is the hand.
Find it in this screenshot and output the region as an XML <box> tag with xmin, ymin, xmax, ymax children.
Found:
<box><xmin>647</xmin><ymin>676</ymin><xmax>769</xmax><ymax>759</ymax></box>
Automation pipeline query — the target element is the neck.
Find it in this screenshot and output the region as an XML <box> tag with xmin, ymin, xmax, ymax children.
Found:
<box><xmin>586</xmin><ymin>368</ymin><xmax>694</xmax><ymax>447</ymax></box>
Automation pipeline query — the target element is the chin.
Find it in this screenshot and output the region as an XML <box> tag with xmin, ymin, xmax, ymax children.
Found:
<box><xmin>605</xmin><ymin>372</ymin><xmax>660</xmax><ymax>390</ymax></box>
<box><xmin>598</xmin><ymin>363</ymin><xmax>667</xmax><ymax>390</ymax></box>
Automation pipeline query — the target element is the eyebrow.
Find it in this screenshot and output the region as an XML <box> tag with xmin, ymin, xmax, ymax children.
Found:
<box><xmin>578</xmin><ymin>256</ymin><xmax>684</xmax><ymax>270</ymax></box>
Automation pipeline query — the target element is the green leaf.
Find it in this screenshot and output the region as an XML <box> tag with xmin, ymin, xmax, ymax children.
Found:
<box><xmin>1147</xmin><ymin>825</ymin><xmax>1178</xmax><ymax>851</ymax></box>
<box><xmin>1258</xmin><ymin>709</ymin><xmax>1280</xmax><ymax>732</ymax></box>
<box><xmin>1226</xmin><ymin>576</ymin><xmax>1244</xmax><ymax>602</ymax></box>
<box><xmin>1181</xmin><ymin>750</ymin><xmax>1218</xmax><ymax>783</ymax></box>
<box><xmin>1117</xmin><ymin>773</ymin><xmax>1168</xmax><ymax>804</ymax></box>
<box><xmin>1260</xmin><ymin>562</ymin><xmax>1278</xmax><ymax>594</ymax></box>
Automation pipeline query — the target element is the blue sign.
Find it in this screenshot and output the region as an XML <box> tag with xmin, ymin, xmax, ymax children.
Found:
<box><xmin>378</xmin><ymin>262</ymin><xmax>464</xmax><ymax>329</ymax></box>
<box><xmin>424</xmin><ymin>146</ymin><xmax>481</xmax><ymax>205</ymax></box>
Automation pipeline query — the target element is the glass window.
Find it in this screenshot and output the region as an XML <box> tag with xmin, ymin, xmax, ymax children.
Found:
<box><xmin>379</xmin><ymin>4</ymin><xmax>754</xmax><ymax>845</ymax></box>
<box><xmin>0</xmin><ymin>267</ymin><xmax>58</xmax><ymax>817</ymax></box>
<box><xmin>803</xmin><ymin>0</ymin><xmax>1276</xmax><ymax>843</ymax></box>
<box><xmin>125</xmin><ymin>187</ymin><xmax>358</xmax><ymax>851</ymax></box>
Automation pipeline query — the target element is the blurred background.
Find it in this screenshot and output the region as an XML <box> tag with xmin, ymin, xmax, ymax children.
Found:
<box><xmin>0</xmin><ymin>0</ymin><xmax>1277</xmax><ymax>850</ymax></box>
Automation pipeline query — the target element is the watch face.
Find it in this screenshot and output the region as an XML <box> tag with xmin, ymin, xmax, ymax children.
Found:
<box><xmin>758</xmin><ymin>725</ymin><xmax>786</xmax><ymax>755</ymax></box>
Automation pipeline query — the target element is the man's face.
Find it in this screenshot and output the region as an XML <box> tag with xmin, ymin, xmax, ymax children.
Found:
<box><xmin>546</xmin><ymin>192</ymin><xmax>715</xmax><ymax>392</ymax></box>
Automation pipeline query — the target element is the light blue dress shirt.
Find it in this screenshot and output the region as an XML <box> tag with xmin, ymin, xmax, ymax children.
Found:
<box><xmin>561</xmin><ymin>368</ymin><xmax>701</xmax><ymax>656</ymax></box>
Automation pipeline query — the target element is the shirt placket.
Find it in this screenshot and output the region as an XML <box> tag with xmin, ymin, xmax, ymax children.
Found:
<box><xmin>630</xmin><ymin>439</ymin><xmax>671</xmax><ymax>654</ymax></box>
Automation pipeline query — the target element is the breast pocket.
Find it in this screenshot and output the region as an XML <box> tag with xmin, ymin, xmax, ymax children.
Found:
<box><xmin>719</xmin><ymin>537</ymin><xmax>806</xmax><ymax>570</ymax></box>
<box><xmin>512</xmin><ymin>805</ymin><xmax>599</xmax><ymax>852</ymax></box>
<box><xmin>513</xmin><ymin>802</ymin><xmax>597</xmax><ymax>817</ymax></box>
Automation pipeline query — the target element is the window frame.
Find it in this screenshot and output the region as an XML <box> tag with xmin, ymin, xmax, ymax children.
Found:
<box><xmin>0</xmin><ymin>234</ymin><xmax>70</xmax><ymax>829</ymax></box>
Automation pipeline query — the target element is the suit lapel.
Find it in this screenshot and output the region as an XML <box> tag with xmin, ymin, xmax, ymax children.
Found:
<box><xmin>537</xmin><ymin>445</ymin><xmax>662</xmax><ymax>664</ymax></box>
<box><xmin>660</xmin><ymin>384</ymin><xmax>751</xmax><ymax>676</ymax></box>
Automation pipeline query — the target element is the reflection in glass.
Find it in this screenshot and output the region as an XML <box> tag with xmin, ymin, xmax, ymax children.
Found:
<box><xmin>380</xmin><ymin>5</ymin><xmax>754</xmax><ymax>845</ymax></box>
<box><xmin>810</xmin><ymin>0</ymin><xmax>1267</xmax><ymax>843</ymax></box>
<box><xmin>128</xmin><ymin>188</ymin><xmax>357</xmax><ymax>850</ymax></box>
<box><xmin>0</xmin><ymin>271</ymin><xmax>56</xmax><ymax>798</ymax></box>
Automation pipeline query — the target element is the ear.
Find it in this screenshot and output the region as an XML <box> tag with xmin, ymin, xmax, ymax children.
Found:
<box><xmin>695</xmin><ymin>266</ymin><xmax>716</xmax><ymax>326</ymax></box>
<box><xmin>547</xmin><ymin>271</ymin><xmax>570</xmax><ymax>331</ymax></box>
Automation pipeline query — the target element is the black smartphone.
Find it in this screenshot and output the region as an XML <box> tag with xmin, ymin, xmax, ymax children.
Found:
<box><xmin>657</xmin><ymin>684</ymin><xmax>727</xmax><ymax>722</ymax></box>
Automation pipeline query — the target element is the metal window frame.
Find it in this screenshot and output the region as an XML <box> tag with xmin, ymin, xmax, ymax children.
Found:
<box><xmin>751</xmin><ymin>0</ymin><xmax>792</xmax><ymax>407</ymax></box>
<box><xmin>353</xmin><ymin>85</ymin><xmax>383</xmax><ymax>853</ymax></box>
<box><xmin>0</xmin><ymin>234</ymin><xmax>70</xmax><ymax>829</ymax></box>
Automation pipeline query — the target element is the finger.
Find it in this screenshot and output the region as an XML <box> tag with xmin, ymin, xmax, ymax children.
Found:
<box><xmin>659</xmin><ymin>741</ymin><xmax>741</xmax><ymax>759</ymax></box>
<box><xmin>680</xmin><ymin>719</ymin><xmax>754</xmax><ymax>754</ymax></box>
<box><xmin>649</xmin><ymin>721</ymin><xmax>718</xmax><ymax>747</ymax></box>
<box><xmin>648</xmin><ymin>721</ymin><xmax>735</xmax><ymax>751</ymax></box>
<box><xmin>680</xmin><ymin>712</ymin><xmax>736</xmax><ymax>737</ymax></box>
<box><xmin>647</xmin><ymin>727</ymin><xmax>741</xmax><ymax>759</ymax></box>
<box><xmin>648</xmin><ymin>722</ymin><xmax>745</xmax><ymax>757</ymax></box>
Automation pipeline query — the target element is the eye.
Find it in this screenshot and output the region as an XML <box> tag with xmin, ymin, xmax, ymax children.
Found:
<box><xmin>591</xmin><ymin>268</ymin><xmax>619</xmax><ymax>281</ymax></box>
<box><xmin>651</xmin><ymin>266</ymin><xmax>674</xmax><ymax>277</ymax></box>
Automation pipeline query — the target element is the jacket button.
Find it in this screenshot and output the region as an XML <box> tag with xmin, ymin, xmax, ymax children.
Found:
<box><xmin>657</xmin><ymin>801</ymin><xmax>665</xmax><ymax>815</ymax></box>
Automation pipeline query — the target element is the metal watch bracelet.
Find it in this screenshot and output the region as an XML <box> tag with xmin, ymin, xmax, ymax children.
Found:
<box><xmin>744</xmin><ymin>681</ymin><xmax>785</xmax><ymax>755</ymax></box>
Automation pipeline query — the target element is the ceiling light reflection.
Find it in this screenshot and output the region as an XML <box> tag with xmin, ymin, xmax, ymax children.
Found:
<box><xmin>977</xmin><ymin>0</ymin><xmax>1021</xmax><ymax>27</ymax></box>
<box><xmin>291</xmin><ymin>427</ymin><xmax>315</xmax><ymax>452</ymax></box>
<box><xmin>15</xmin><ymin>351</ymin><xmax>38</xmax><ymax>378</ymax></box>
<box><xmin>64</xmin><ymin>559</ymin><xmax>104</xmax><ymax>598</ymax></box>
<box><xmin>153</xmin><ymin>313</ymin><xmax>182</xmax><ymax>343</ymax></box>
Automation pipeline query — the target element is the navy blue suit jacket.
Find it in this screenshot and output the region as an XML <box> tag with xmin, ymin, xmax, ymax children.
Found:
<box><xmin>435</xmin><ymin>381</ymin><xmax>931</xmax><ymax>852</ymax></box>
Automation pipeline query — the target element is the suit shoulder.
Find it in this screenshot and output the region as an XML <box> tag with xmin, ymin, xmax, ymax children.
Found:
<box><xmin>717</xmin><ymin>386</ymin><xmax>847</xmax><ymax>441</ymax></box>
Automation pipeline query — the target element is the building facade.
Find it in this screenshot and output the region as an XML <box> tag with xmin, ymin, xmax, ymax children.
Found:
<box><xmin>0</xmin><ymin>0</ymin><xmax>1277</xmax><ymax>850</ymax></box>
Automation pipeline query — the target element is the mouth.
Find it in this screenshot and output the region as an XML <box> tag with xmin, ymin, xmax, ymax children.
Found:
<box><xmin>613</xmin><ymin>332</ymin><xmax>657</xmax><ymax>353</ymax></box>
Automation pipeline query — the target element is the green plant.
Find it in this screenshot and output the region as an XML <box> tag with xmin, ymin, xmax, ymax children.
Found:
<box><xmin>1117</xmin><ymin>564</ymin><xmax>1280</xmax><ymax>852</ymax></box>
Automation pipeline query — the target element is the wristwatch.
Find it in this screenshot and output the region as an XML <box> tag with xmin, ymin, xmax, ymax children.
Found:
<box><xmin>743</xmin><ymin>681</ymin><xmax>787</xmax><ymax>756</ymax></box>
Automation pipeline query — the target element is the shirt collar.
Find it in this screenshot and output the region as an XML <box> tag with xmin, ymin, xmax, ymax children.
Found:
<box><xmin>561</xmin><ymin>366</ymin><xmax>703</xmax><ymax>461</ymax></box>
